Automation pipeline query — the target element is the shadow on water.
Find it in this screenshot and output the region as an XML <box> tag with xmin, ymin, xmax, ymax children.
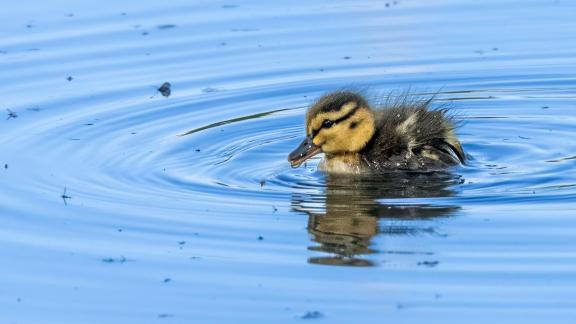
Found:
<box><xmin>291</xmin><ymin>172</ymin><xmax>463</xmax><ymax>267</ymax></box>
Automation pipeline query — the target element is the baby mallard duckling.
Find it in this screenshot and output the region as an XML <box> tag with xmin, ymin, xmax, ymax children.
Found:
<box><xmin>288</xmin><ymin>91</ymin><xmax>465</xmax><ymax>173</ymax></box>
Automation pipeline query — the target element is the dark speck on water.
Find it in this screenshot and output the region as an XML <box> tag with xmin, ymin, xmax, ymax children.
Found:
<box><xmin>157</xmin><ymin>24</ymin><xmax>176</xmax><ymax>30</ymax></box>
<box><xmin>202</xmin><ymin>87</ymin><xmax>220</xmax><ymax>93</ymax></box>
<box><xmin>61</xmin><ymin>187</ymin><xmax>71</xmax><ymax>205</ymax></box>
<box><xmin>300</xmin><ymin>311</ymin><xmax>324</xmax><ymax>320</ymax></box>
<box><xmin>163</xmin><ymin>278</ymin><xmax>171</xmax><ymax>283</ymax></box>
<box><xmin>158</xmin><ymin>314</ymin><xmax>174</xmax><ymax>319</ymax></box>
<box><xmin>67</xmin><ymin>76</ymin><xmax>73</xmax><ymax>81</ymax></box>
<box><xmin>418</xmin><ymin>261</ymin><xmax>440</xmax><ymax>267</ymax></box>
<box><xmin>158</xmin><ymin>82</ymin><xmax>171</xmax><ymax>97</ymax></box>
<box><xmin>6</xmin><ymin>109</ymin><xmax>17</xmax><ymax>120</ymax></box>
<box><xmin>101</xmin><ymin>256</ymin><xmax>127</xmax><ymax>264</ymax></box>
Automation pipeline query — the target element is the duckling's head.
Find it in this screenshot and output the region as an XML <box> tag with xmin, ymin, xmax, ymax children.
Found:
<box><xmin>289</xmin><ymin>91</ymin><xmax>376</xmax><ymax>168</ymax></box>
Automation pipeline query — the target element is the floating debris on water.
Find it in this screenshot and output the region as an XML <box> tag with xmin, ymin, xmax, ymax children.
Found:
<box><xmin>417</xmin><ymin>260</ymin><xmax>439</xmax><ymax>267</ymax></box>
<box><xmin>101</xmin><ymin>256</ymin><xmax>128</xmax><ymax>263</ymax></box>
<box><xmin>6</xmin><ymin>109</ymin><xmax>17</xmax><ymax>120</ymax></box>
<box><xmin>202</xmin><ymin>87</ymin><xmax>221</xmax><ymax>93</ymax></box>
<box><xmin>157</xmin><ymin>24</ymin><xmax>176</xmax><ymax>30</ymax></box>
<box><xmin>300</xmin><ymin>311</ymin><xmax>324</xmax><ymax>320</ymax></box>
<box><xmin>158</xmin><ymin>82</ymin><xmax>171</xmax><ymax>97</ymax></box>
<box><xmin>61</xmin><ymin>187</ymin><xmax>71</xmax><ymax>205</ymax></box>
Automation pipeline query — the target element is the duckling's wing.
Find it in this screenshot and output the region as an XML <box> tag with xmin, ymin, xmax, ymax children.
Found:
<box><xmin>428</xmin><ymin>138</ymin><xmax>466</xmax><ymax>165</ymax></box>
<box><xmin>412</xmin><ymin>108</ymin><xmax>465</xmax><ymax>164</ymax></box>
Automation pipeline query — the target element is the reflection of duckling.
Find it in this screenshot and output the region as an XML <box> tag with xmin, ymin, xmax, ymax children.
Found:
<box><xmin>288</xmin><ymin>91</ymin><xmax>465</xmax><ymax>173</ymax></box>
<box><xmin>292</xmin><ymin>172</ymin><xmax>461</xmax><ymax>266</ymax></box>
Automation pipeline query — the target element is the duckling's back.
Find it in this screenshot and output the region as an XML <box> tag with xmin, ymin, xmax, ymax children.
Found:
<box><xmin>361</xmin><ymin>98</ymin><xmax>465</xmax><ymax>171</ymax></box>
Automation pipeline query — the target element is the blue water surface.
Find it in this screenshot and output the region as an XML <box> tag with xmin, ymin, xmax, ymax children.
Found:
<box><xmin>1</xmin><ymin>0</ymin><xmax>576</xmax><ymax>323</ymax></box>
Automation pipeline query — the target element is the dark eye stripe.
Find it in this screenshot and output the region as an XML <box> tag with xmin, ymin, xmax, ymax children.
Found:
<box><xmin>332</xmin><ymin>105</ymin><xmax>360</xmax><ymax>124</ymax></box>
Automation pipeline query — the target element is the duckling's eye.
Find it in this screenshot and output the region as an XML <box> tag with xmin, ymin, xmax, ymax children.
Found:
<box><xmin>322</xmin><ymin>120</ymin><xmax>334</xmax><ymax>128</ymax></box>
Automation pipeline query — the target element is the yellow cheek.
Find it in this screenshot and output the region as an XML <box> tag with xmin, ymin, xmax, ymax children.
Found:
<box><xmin>313</xmin><ymin>135</ymin><xmax>324</xmax><ymax>146</ymax></box>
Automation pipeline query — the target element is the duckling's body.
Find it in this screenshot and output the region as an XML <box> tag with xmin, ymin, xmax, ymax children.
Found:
<box><xmin>288</xmin><ymin>91</ymin><xmax>465</xmax><ymax>174</ymax></box>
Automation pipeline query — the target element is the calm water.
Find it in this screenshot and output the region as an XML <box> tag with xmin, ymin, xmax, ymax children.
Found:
<box><xmin>1</xmin><ymin>0</ymin><xmax>576</xmax><ymax>323</ymax></box>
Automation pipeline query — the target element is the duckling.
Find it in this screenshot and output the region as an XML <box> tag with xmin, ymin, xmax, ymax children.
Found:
<box><xmin>288</xmin><ymin>91</ymin><xmax>465</xmax><ymax>173</ymax></box>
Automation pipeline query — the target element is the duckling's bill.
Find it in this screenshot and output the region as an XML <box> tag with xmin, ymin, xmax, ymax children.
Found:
<box><xmin>288</xmin><ymin>136</ymin><xmax>321</xmax><ymax>168</ymax></box>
